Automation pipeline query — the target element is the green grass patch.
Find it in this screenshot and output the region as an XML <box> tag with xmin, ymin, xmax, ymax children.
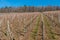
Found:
<box><xmin>31</xmin><ymin>16</ymin><xmax>40</xmax><ymax>40</ymax></box>
<box><xmin>44</xmin><ymin>15</ymin><xmax>56</xmax><ymax>40</ymax></box>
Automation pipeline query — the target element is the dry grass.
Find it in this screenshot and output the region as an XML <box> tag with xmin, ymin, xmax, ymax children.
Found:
<box><xmin>0</xmin><ymin>11</ymin><xmax>60</xmax><ymax>40</ymax></box>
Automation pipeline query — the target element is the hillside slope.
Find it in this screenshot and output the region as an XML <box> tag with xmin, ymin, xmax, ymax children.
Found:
<box><xmin>0</xmin><ymin>12</ymin><xmax>60</xmax><ymax>40</ymax></box>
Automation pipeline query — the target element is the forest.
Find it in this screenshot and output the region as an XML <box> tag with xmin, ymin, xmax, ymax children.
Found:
<box><xmin>0</xmin><ymin>6</ymin><xmax>60</xmax><ymax>13</ymax></box>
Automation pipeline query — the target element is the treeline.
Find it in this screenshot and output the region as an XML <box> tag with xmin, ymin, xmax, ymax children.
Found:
<box><xmin>0</xmin><ymin>6</ymin><xmax>60</xmax><ymax>13</ymax></box>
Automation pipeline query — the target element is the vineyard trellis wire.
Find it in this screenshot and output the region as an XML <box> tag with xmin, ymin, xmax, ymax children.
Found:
<box><xmin>40</xmin><ymin>12</ymin><xmax>47</xmax><ymax>40</ymax></box>
<box><xmin>7</xmin><ymin>20</ymin><xmax>14</xmax><ymax>40</ymax></box>
<box><xmin>41</xmin><ymin>13</ymin><xmax>60</xmax><ymax>40</ymax></box>
<box><xmin>22</xmin><ymin>14</ymin><xmax>39</xmax><ymax>40</ymax></box>
<box><xmin>43</xmin><ymin>13</ymin><xmax>60</xmax><ymax>27</ymax></box>
<box><xmin>0</xmin><ymin>18</ymin><xmax>4</xmax><ymax>39</ymax></box>
<box><xmin>0</xmin><ymin>13</ymin><xmax>60</xmax><ymax>40</ymax></box>
<box><xmin>43</xmin><ymin>13</ymin><xmax>60</xmax><ymax>40</ymax></box>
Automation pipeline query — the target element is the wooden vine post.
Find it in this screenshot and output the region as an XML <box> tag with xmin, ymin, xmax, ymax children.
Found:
<box><xmin>41</xmin><ymin>13</ymin><xmax>45</xmax><ymax>40</ymax></box>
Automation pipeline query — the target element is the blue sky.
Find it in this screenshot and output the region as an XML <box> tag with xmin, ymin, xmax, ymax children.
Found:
<box><xmin>0</xmin><ymin>0</ymin><xmax>60</xmax><ymax>8</ymax></box>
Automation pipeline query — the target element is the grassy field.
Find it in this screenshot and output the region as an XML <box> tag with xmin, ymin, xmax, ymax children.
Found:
<box><xmin>0</xmin><ymin>11</ymin><xmax>60</xmax><ymax>40</ymax></box>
